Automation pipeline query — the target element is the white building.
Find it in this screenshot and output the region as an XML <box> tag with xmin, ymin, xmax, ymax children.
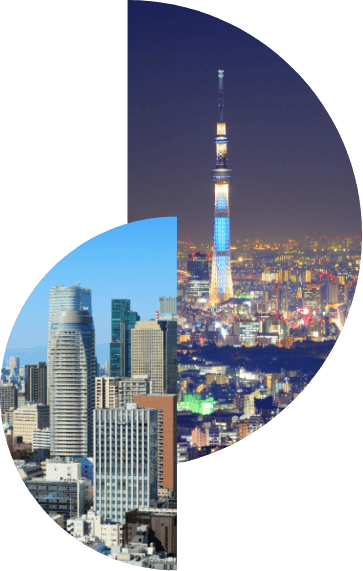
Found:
<box><xmin>45</xmin><ymin>457</ymin><xmax>82</xmax><ymax>481</ymax></box>
<box><xmin>67</xmin><ymin>510</ymin><xmax>120</xmax><ymax>547</ymax></box>
<box><xmin>94</xmin><ymin>404</ymin><xmax>158</xmax><ymax>524</ymax></box>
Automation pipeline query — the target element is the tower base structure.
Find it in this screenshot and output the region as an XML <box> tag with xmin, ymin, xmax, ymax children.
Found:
<box><xmin>209</xmin><ymin>254</ymin><xmax>234</xmax><ymax>307</ymax></box>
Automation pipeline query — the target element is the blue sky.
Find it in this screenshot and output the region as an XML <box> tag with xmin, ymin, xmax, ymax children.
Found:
<box><xmin>2</xmin><ymin>217</ymin><xmax>177</xmax><ymax>366</ymax></box>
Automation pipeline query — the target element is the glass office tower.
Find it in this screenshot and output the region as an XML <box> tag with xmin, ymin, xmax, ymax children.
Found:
<box><xmin>110</xmin><ymin>299</ymin><xmax>140</xmax><ymax>378</ymax></box>
<box><xmin>48</xmin><ymin>310</ymin><xmax>96</xmax><ymax>457</ymax></box>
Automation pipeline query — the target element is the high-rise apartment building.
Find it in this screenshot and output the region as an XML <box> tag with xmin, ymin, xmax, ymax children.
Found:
<box><xmin>48</xmin><ymin>310</ymin><xmax>96</xmax><ymax>457</ymax></box>
<box><xmin>110</xmin><ymin>299</ymin><xmax>140</xmax><ymax>378</ymax></box>
<box><xmin>94</xmin><ymin>404</ymin><xmax>158</xmax><ymax>524</ymax></box>
<box><xmin>25</xmin><ymin>362</ymin><xmax>47</xmax><ymax>404</ymax></box>
<box><xmin>134</xmin><ymin>394</ymin><xmax>177</xmax><ymax>495</ymax></box>
<box><xmin>209</xmin><ymin>70</ymin><xmax>234</xmax><ymax>306</ymax></box>
<box><xmin>47</xmin><ymin>284</ymin><xmax>92</xmax><ymax>360</ymax></box>
<box><xmin>131</xmin><ymin>320</ymin><xmax>177</xmax><ymax>394</ymax></box>
<box><xmin>0</xmin><ymin>382</ymin><xmax>18</xmax><ymax>416</ymax></box>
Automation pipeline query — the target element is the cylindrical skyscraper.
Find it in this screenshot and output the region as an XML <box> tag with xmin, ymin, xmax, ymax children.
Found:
<box><xmin>49</xmin><ymin>310</ymin><xmax>96</xmax><ymax>457</ymax></box>
<box><xmin>209</xmin><ymin>70</ymin><xmax>234</xmax><ymax>306</ymax></box>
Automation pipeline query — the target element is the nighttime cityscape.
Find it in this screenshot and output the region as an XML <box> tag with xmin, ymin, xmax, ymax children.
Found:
<box><xmin>128</xmin><ymin>1</ymin><xmax>362</xmax><ymax>463</ymax></box>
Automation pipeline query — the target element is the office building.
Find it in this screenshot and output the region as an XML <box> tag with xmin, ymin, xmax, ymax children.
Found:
<box><xmin>94</xmin><ymin>404</ymin><xmax>158</xmax><ymax>525</ymax></box>
<box><xmin>159</xmin><ymin>296</ymin><xmax>177</xmax><ymax>317</ymax></box>
<box><xmin>95</xmin><ymin>375</ymin><xmax>151</xmax><ymax>409</ymax></box>
<box><xmin>9</xmin><ymin>356</ymin><xmax>20</xmax><ymax>370</ymax></box>
<box><xmin>234</xmin><ymin>320</ymin><xmax>260</xmax><ymax>346</ymax></box>
<box><xmin>24</xmin><ymin>475</ymin><xmax>92</xmax><ymax>529</ymax></box>
<box><xmin>303</xmin><ymin>283</ymin><xmax>323</xmax><ymax>315</ymax></box>
<box><xmin>209</xmin><ymin>70</ymin><xmax>234</xmax><ymax>306</ymax></box>
<box><xmin>25</xmin><ymin>362</ymin><xmax>47</xmax><ymax>404</ymax></box>
<box><xmin>262</xmin><ymin>317</ymin><xmax>288</xmax><ymax>341</ymax></box>
<box><xmin>134</xmin><ymin>394</ymin><xmax>177</xmax><ymax>495</ymax></box>
<box><xmin>13</xmin><ymin>403</ymin><xmax>49</xmax><ymax>445</ymax></box>
<box><xmin>186</xmin><ymin>252</ymin><xmax>210</xmax><ymax>300</ymax></box>
<box><xmin>131</xmin><ymin>320</ymin><xmax>177</xmax><ymax>395</ymax></box>
<box><xmin>110</xmin><ymin>299</ymin><xmax>140</xmax><ymax>378</ymax></box>
<box><xmin>48</xmin><ymin>310</ymin><xmax>96</xmax><ymax>457</ymax></box>
<box><xmin>32</xmin><ymin>428</ymin><xmax>51</xmax><ymax>460</ymax></box>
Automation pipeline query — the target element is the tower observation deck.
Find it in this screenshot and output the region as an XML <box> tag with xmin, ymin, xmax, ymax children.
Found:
<box><xmin>209</xmin><ymin>70</ymin><xmax>234</xmax><ymax>306</ymax></box>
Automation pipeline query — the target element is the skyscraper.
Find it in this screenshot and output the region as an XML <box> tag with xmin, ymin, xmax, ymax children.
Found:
<box><xmin>47</xmin><ymin>285</ymin><xmax>92</xmax><ymax>360</ymax></box>
<box><xmin>209</xmin><ymin>70</ymin><xmax>234</xmax><ymax>306</ymax></box>
<box><xmin>94</xmin><ymin>404</ymin><xmax>158</xmax><ymax>524</ymax></box>
<box><xmin>48</xmin><ymin>310</ymin><xmax>96</xmax><ymax>457</ymax></box>
<box><xmin>110</xmin><ymin>299</ymin><xmax>140</xmax><ymax>378</ymax></box>
<box><xmin>131</xmin><ymin>320</ymin><xmax>177</xmax><ymax>395</ymax></box>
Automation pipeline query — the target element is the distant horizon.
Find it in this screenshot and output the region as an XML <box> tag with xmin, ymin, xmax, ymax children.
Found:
<box><xmin>178</xmin><ymin>232</ymin><xmax>362</xmax><ymax>247</ymax></box>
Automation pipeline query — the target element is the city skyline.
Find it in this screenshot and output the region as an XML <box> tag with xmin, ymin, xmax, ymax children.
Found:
<box><xmin>128</xmin><ymin>1</ymin><xmax>361</xmax><ymax>242</ymax></box>
<box><xmin>3</xmin><ymin>218</ymin><xmax>177</xmax><ymax>366</ymax></box>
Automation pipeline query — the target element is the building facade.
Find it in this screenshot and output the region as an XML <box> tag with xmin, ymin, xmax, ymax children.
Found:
<box><xmin>13</xmin><ymin>403</ymin><xmax>49</xmax><ymax>445</ymax></box>
<box><xmin>25</xmin><ymin>362</ymin><xmax>47</xmax><ymax>404</ymax></box>
<box><xmin>110</xmin><ymin>299</ymin><xmax>140</xmax><ymax>378</ymax></box>
<box><xmin>134</xmin><ymin>394</ymin><xmax>177</xmax><ymax>495</ymax></box>
<box><xmin>47</xmin><ymin>285</ymin><xmax>92</xmax><ymax>360</ymax></box>
<box><xmin>94</xmin><ymin>404</ymin><xmax>158</xmax><ymax>525</ymax></box>
<box><xmin>131</xmin><ymin>320</ymin><xmax>177</xmax><ymax>395</ymax></box>
<box><xmin>0</xmin><ymin>382</ymin><xmax>18</xmax><ymax>416</ymax></box>
<box><xmin>95</xmin><ymin>375</ymin><xmax>151</xmax><ymax>409</ymax></box>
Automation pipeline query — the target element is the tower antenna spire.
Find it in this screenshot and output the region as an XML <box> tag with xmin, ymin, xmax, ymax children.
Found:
<box><xmin>218</xmin><ymin>69</ymin><xmax>224</xmax><ymax>122</ymax></box>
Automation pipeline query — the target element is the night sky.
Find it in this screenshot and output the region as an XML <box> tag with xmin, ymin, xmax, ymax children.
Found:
<box><xmin>128</xmin><ymin>1</ymin><xmax>361</xmax><ymax>244</ymax></box>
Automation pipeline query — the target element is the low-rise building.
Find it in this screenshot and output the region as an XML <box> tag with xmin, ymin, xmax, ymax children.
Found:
<box><xmin>67</xmin><ymin>510</ymin><xmax>121</xmax><ymax>547</ymax></box>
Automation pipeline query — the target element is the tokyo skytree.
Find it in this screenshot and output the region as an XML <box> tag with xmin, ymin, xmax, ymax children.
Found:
<box><xmin>209</xmin><ymin>70</ymin><xmax>234</xmax><ymax>306</ymax></box>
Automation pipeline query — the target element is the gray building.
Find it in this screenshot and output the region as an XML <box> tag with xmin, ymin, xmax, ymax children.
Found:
<box><xmin>94</xmin><ymin>404</ymin><xmax>158</xmax><ymax>524</ymax></box>
<box><xmin>95</xmin><ymin>375</ymin><xmax>151</xmax><ymax>409</ymax></box>
<box><xmin>48</xmin><ymin>310</ymin><xmax>96</xmax><ymax>457</ymax></box>
<box><xmin>0</xmin><ymin>382</ymin><xmax>18</xmax><ymax>416</ymax></box>
<box><xmin>25</xmin><ymin>362</ymin><xmax>47</xmax><ymax>404</ymax></box>
<box><xmin>158</xmin><ymin>296</ymin><xmax>177</xmax><ymax>317</ymax></box>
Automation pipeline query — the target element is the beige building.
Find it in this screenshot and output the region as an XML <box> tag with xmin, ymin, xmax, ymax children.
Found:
<box><xmin>13</xmin><ymin>403</ymin><xmax>49</xmax><ymax>445</ymax></box>
<box><xmin>95</xmin><ymin>375</ymin><xmax>151</xmax><ymax>409</ymax></box>
<box><xmin>131</xmin><ymin>320</ymin><xmax>177</xmax><ymax>394</ymax></box>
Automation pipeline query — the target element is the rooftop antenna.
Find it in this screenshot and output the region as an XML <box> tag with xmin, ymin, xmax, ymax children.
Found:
<box><xmin>218</xmin><ymin>69</ymin><xmax>224</xmax><ymax>122</ymax></box>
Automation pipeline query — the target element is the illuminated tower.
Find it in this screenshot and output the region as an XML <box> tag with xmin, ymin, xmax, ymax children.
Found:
<box><xmin>209</xmin><ymin>70</ymin><xmax>234</xmax><ymax>306</ymax></box>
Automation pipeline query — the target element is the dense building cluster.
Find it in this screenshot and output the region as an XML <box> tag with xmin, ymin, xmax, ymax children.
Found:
<box><xmin>1</xmin><ymin>287</ymin><xmax>177</xmax><ymax>567</ymax></box>
<box><xmin>177</xmin><ymin>234</ymin><xmax>361</xmax><ymax>460</ymax></box>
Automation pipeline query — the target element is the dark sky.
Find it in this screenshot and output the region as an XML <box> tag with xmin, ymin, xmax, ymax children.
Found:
<box><xmin>128</xmin><ymin>1</ymin><xmax>361</xmax><ymax>244</ymax></box>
